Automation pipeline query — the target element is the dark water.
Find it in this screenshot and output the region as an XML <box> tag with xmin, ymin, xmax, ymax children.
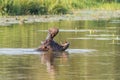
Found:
<box><xmin>0</xmin><ymin>18</ymin><xmax>120</xmax><ymax>80</ymax></box>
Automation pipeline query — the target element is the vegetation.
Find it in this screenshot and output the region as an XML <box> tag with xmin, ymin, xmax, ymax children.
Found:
<box><xmin>0</xmin><ymin>0</ymin><xmax>120</xmax><ymax>16</ymax></box>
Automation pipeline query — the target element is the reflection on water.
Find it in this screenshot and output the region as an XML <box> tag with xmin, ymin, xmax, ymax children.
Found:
<box><xmin>40</xmin><ymin>51</ymin><xmax>69</xmax><ymax>74</ymax></box>
<box><xmin>0</xmin><ymin>18</ymin><xmax>120</xmax><ymax>80</ymax></box>
<box><xmin>0</xmin><ymin>50</ymin><xmax>120</xmax><ymax>80</ymax></box>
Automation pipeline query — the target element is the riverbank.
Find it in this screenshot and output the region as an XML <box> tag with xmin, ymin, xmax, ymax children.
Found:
<box><xmin>0</xmin><ymin>10</ymin><xmax>120</xmax><ymax>26</ymax></box>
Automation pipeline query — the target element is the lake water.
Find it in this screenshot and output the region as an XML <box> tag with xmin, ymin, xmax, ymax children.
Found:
<box><xmin>0</xmin><ymin>18</ymin><xmax>120</xmax><ymax>80</ymax></box>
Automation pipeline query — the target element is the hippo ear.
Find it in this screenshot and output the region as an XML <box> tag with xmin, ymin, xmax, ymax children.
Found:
<box><xmin>62</xmin><ymin>43</ymin><xmax>70</xmax><ymax>51</ymax></box>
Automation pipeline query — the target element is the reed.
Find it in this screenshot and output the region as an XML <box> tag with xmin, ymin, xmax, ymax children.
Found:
<box><xmin>0</xmin><ymin>0</ymin><xmax>119</xmax><ymax>16</ymax></box>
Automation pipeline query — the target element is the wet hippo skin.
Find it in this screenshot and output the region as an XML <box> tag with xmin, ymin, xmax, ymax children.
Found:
<box><xmin>37</xmin><ymin>28</ymin><xmax>70</xmax><ymax>51</ymax></box>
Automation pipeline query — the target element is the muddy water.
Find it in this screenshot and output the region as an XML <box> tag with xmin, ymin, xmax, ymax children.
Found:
<box><xmin>0</xmin><ymin>18</ymin><xmax>120</xmax><ymax>80</ymax></box>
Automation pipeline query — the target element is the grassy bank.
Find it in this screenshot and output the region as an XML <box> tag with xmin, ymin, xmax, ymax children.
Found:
<box><xmin>0</xmin><ymin>0</ymin><xmax>120</xmax><ymax>16</ymax></box>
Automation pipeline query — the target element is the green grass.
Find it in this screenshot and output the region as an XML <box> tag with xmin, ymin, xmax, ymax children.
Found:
<box><xmin>0</xmin><ymin>0</ymin><xmax>119</xmax><ymax>16</ymax></box>
<box><xmin>97</xmin><ymin>3</ymin><xmax>120</xmax><ymax>10</ymax></box>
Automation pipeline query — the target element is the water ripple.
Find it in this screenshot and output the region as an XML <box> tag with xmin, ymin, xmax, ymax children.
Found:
<box><xmin>68</xmin><ymin>37</ymin><xmax>120</xmax><ymax>40</ymax></box>
<box><xmin>37</xmin><ymin>29</ymin><xmax>116</xmax><ymax>33</ymax></box>
<box><xmin>0</xmin><ymin>48</ymin><xmax>97</xmax><ymax>55</ymax></box>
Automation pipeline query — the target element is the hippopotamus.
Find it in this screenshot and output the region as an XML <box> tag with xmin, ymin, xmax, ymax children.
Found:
<box><xmin>36</xmin><ymin>27</ymin><xmax>69</xmax><ymax>51</ymax></box>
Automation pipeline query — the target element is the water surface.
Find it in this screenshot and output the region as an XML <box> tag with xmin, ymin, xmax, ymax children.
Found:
<box><xmin>0</xmin><ymin>18</ymin><xmax>120</xmax><ymax>80</ymax></box>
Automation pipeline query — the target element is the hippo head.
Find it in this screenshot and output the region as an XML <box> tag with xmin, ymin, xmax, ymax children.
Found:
<box><xmin>37</xmin><ymin>27</ymin><xmax>69</xmax><ymax>51</ymax></box>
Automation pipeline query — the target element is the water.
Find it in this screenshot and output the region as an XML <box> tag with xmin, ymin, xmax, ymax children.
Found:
<box><xmin>0</xmin><ymin>18</ymin><xmax>120</xmax><ymax>80</ymax></box>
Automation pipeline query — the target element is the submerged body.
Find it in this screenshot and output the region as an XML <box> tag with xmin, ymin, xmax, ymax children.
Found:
<box><xmin>37</xmin><ymin>28</ymin><xmax>69</xmax><ymax>51</ymax></box>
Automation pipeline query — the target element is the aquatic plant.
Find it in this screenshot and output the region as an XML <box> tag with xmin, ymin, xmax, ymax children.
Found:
<box><xmin>50</xmin><ymin>4</ymin><xmax>68</xmax><ymax>14</ymax></box>
<box><xmin>0</xmin><ymin>0</ymin><xmax>119</xmax><ymax>16</ymax></box>
<box><xmin>98</xmin><ymin>2</ymin><xmax>120</xmax><ymax>10</ymax></box>
<box><xmin>0</xmin><ymin>0</ymin><xmax>13</xmax><ymax>15</ymax></box>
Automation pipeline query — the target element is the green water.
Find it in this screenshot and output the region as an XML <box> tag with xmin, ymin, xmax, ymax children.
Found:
<box><xmin>0</xmin><ymin>18</ymin><xmax>120</xmax><ymax>80</ymax></box>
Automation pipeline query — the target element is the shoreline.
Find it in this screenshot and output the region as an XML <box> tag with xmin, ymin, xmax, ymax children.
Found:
<box><xmin>0</xmin><ymin>10</ymin><xmax>120</xmax><ymax>26</ymax></box>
